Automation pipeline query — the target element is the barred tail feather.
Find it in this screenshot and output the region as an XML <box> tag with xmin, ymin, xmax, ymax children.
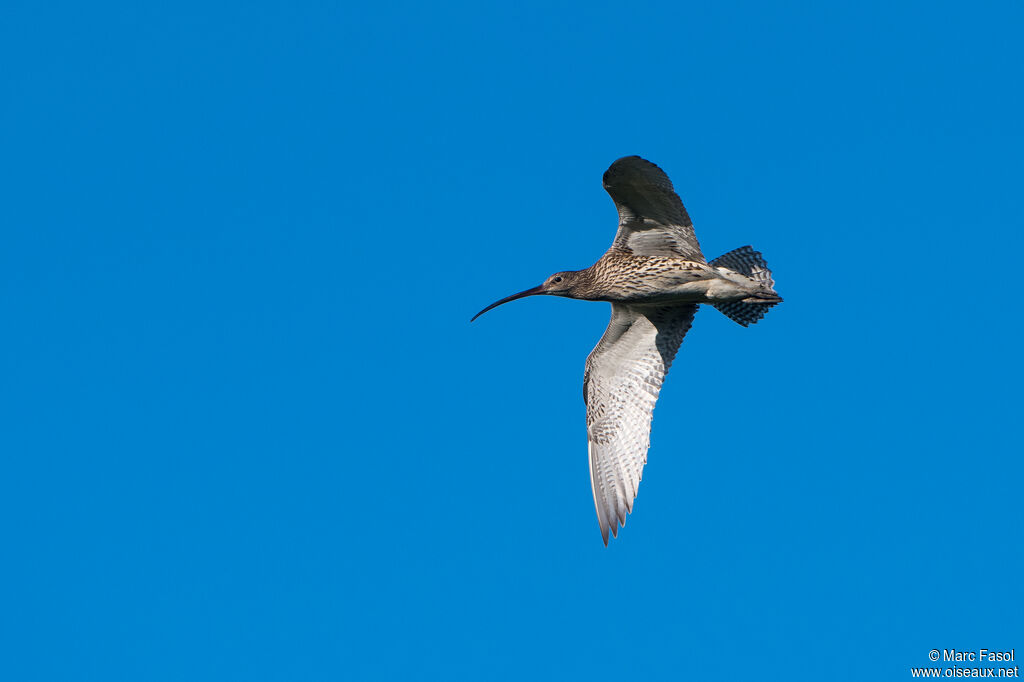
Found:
<box><xmin>709</xmin><ymin>245</ymin><xmax>775</xmax><ymax>289</ymax></box>
<box><xmin>713</xmin><ymin>299</ymin><xmax>779</xmax><ymax>327</ymax></box>
<box><xmin>710</xmin><ymin>245</ymin><xmax>781</xmax><ymax>327</ymax></box>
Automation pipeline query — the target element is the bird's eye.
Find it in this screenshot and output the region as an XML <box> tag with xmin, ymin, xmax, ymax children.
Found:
<box><xmin>552</xmin><ymin>276</ymin><xmax>563</xmax><ymax>283</ymax></box>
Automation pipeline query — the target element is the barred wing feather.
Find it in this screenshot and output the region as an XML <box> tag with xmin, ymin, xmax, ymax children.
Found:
<box><xmin>583</xmin><ymin>303</ymin><xmax>698</xmax><ymax>544</ymax></box>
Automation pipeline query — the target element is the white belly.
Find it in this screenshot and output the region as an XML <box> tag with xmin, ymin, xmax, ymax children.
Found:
<box><xmin>618</xmin><ymin>277</ymin><xmax>751</xmax><ymax>304</ymax></box>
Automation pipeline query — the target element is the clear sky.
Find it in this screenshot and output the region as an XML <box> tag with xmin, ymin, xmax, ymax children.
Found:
<box><xmin>2</xmin><ymin>1</ymin><xmax>1022</xmax><ymax>680</ymax></box>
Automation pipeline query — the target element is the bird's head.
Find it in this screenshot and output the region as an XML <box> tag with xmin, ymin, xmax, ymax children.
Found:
<box><xmin>540</xmin><ymin>270</ymin><xmax>577</xmax><ymax>294</ymax></box>
<box><xmin>471</xmin><ymin>270</ymin><xmax>580</xmax><ymax>321</ymax></box>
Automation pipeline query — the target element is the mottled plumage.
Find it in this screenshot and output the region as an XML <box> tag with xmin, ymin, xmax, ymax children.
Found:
<box><xmin>472</xmin><ymin>156</ymin><xmax>783</xmax><ymax>544</ymax></box>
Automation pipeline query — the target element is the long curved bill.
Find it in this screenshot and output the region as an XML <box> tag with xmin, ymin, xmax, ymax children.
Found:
<box><xmin>471</xmin><ymin>285</ymin><xmax>545</xmax><ymax>321</ymax></box>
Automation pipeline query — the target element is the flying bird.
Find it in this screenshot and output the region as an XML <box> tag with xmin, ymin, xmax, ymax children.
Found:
<box><xmin>472</xmin><ymin>156</ymin><xmax>782</xmax><ymax>544</ymax></box>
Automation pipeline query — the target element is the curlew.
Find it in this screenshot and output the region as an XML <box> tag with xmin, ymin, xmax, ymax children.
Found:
<box><xmin>472</xmin><ymin>156</ymin><xmax>782</xmax><ymax>545</ymax></box>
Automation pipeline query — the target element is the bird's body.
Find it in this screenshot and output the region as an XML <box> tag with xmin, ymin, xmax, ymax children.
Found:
<box><xmin>473</xmin><ymin>156</ymin><xmax>782</xmax><ymax>544</ymax></box>
<box><xmin>550</xmin><ymin>252</ymin><xmax>777</xmax><ymax>305</ymax></box>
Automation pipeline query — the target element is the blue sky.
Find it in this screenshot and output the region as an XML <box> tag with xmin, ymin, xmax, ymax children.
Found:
<box><xmin>2</xmin><ymin>1</ymin><xmax>1022</xmax><ymax>680</ymax></box>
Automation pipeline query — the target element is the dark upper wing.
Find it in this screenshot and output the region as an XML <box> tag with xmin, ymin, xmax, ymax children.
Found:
<box><xmin>603</xmin><ymin>156</ymin><xmax>704</xmax><ymax>261</ymax></box>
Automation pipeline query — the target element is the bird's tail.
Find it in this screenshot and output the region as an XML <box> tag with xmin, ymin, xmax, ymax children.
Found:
<box><xmin>709</xmin><ymin>246</ymin><xmax>782</xmax><ymax>327</ymax></box>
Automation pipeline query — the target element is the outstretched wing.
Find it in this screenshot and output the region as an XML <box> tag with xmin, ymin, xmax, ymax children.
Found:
<box><xmin>603</xmin><ymin>156</ymin><xmax>705</xmax><ymax>261</ymax></box>
<box><xmin>583</xmin><ymin>303</ymin><xmax>698</xmax><ymax>544</ymax></box>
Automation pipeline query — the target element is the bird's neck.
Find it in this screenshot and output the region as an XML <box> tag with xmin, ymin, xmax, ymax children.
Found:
<box><xmin>564</xmin><ymin>266</ymin><xmax>603</xmax><ymax>301</ymax></box>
